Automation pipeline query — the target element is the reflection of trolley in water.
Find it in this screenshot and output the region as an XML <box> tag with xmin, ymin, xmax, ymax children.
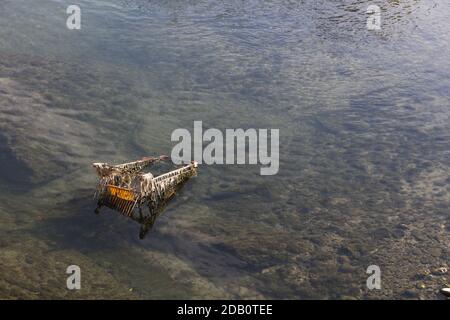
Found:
<box><xmin>92</xmin><ymin>156</ymin><xmax>198</xmax><ymax>238</ymax></box>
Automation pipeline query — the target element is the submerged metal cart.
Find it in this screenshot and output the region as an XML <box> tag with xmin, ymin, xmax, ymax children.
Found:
<box><xmin>92</xmin><ymin>156</ymin><xmax>198</xmax><ymax>238</ymax></box>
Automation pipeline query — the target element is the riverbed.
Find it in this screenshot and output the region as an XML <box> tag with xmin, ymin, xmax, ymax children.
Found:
<box><xmin>0</xmin><ymin>0</ymin><xmax>449</xmax><ymax>299</ymax></box>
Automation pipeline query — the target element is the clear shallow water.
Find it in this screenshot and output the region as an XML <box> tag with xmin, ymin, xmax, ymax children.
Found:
<box><xmin>0</xmin><ymin>0</ymin><xmax>449</xmax><ymax>299</ymax></box>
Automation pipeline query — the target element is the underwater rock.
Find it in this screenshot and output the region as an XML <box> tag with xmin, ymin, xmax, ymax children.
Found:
<box><xmin>402</xmin><ymin>289</ymin><xmax>420</xmax><ymax>299</ymax></box>
<box><xmin>440</xmin><ymin>288</ymin><xmax>450</xmax><ymax>298</ymax></box>
<box><xmin>338</xmin><ymin>263</ymin><xmax>355</xmax><ymax>274</ymax></box>
<box><xmin>416</xmin><ymin>283</ymin><xmax>426</xmax><ymax>290</ymax></box>
<box><xmin>429</xmin><ymin>248</ymin><xmax>442</xmax><ymax>258</ymax></box>
<box><xmin>432</xmin><ymin>267</ymin><xmax>448</xmax><ymax>276</ymax></box>
<box><xmin>391</xmin><ymin>228</ymin><xmax>405</xmax><ymax>239</ymax></box>
<box><xmin>372</xmin><ymin>227</ymin><xmax>391</xmax><ymax>240</ymax></box>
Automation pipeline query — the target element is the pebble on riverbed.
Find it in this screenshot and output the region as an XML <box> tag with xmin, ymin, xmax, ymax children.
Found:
<box><xmin>440</xmin><ymin>288</ymin><xmax>450</xmax><ymax>298</ymax></box>
<box><xmin>432</xmin><ymin>267</ymin><xmax>448</xmax><ymax>276</ymax></box>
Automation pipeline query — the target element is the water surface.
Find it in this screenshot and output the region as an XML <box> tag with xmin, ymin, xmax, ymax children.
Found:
<box><xmin>0</xmin><ymin>0</ymin><xmax>449</xmax><ymax>299</ymax></box>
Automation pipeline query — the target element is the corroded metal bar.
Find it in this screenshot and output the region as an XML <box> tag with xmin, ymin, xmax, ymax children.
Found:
<box><xmin>93</xmin><ymin>155</ymin><xmax>169</xmax><ymax>178</ymax></box>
